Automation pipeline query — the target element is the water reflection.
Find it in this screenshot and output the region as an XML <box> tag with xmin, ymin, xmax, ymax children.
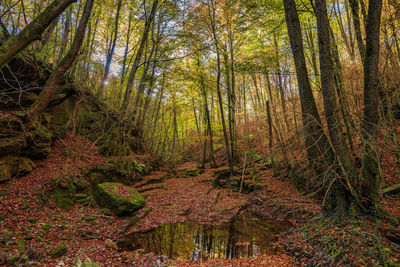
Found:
<box><xmin>123</xmin><ymin>213</ymin><xmax>288</xmax><ymax>261</ymax></box>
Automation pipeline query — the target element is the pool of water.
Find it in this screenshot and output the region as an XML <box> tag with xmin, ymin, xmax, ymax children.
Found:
<box><xmin>120</xmin><ymin>212</ymin><xmax>289</xmax><ymax>262</ymax></box>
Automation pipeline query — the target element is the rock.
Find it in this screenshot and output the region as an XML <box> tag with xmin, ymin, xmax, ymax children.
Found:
<box><xmin>51</xmin><ymin>243</ymin><xmax>68</xmax><ymax>258</ymax></box>
<box><xmin>105</xmin><ymin>239</ymin><xmax>118</xmax><ymax>250</ymax></box>
<box><xmin>25</xmin><ymin>124</ymin><xmax>52</xmax><ymax>159</ymax></box>
<box><xmin>81</xmin><ymin>262</ymin><xmax>100</xmax><ymax>267</ymax></box>
<box><xmin>0</xmin><ymin>136</ymin><xmax>27</xmax><ymax>156</ymax></box>
<box><xmin>0</xmin><ymin>156</ymin><xmax>35</xmax><ymax>182</ymax></box>
<box><xmin>94</xmin><ymin>182</ymin><xmax>145</xmax><ymax>216</ymax></box>
<box><xmin>54</xmin><ymin>182</ymin><xmax>77</xmax><ymax>210</ymax></box>
<box><xmin>84</xmin><ymin>161</ymin><xmax>143</xmax><ymax>186</ymax></box>
<box><xmin>0</xmin><ymin>117</ymin><xmax>27</xmax><ymax>156</ymax></box>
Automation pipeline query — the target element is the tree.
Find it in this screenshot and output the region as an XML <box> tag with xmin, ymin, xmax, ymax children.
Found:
<box><xmin>29</xmin><ymin>0</ymin><xmax>95</xmax><ymax>117</ymax></box>
<box><xmin>0</xmin><ymin>0</ymin><xmax>76</xmax><ymax>70</ymax></box>
<box><xmin>361</xmin><ymin>0</ymin><xmax>384</xmax><ymax>212</ymax></box>
<box><xmin>98</xmin><ymin>0</ymin><xmax>123</xmax><ymax>97</ymax></box>
<box><xmin>283</xmin><ymin>0</ymin><xmax>333</xmax><ymax>177</ymax></box>
<box><xmin>121</xmin><ymin>0</ymin><xmax>159</xmax><ymax>116</ymax></box>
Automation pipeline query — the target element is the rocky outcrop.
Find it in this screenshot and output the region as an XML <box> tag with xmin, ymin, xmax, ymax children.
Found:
<box><xmin>94</xmin><ymin>182</ymin><xmax>145</xmax><ymax>216</ymax></box>
<box><xmin>0</xmin><ymin>156</ymin><xmax>35</xmax><ymax>182</ymax></box>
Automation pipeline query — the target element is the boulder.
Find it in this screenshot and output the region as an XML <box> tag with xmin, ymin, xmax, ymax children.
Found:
<box><xmin>0</xmin><ymin>136</ymin><xmax>26</xmax><ymax>155</ymax></box>
<box><xmin>0</xmin><ymin>117</ymin><xmax>27</xmax><ymax>156</ymax></box>
<box><xmin>51</xmin><ymin>243</ymin><xmax>68</xmax><ymax>258</ymax></box>
<box><xmin>25</xmin><ymin>120</ymin><xmax>52</xmax><ymax>159</ymax></box>
<box><xmin>94</xmin><ymin>182</ymin><xmax>145</xmax><ymax>216</ymax></box>
<box><xmin>0</xmin><ymin>156</ymin><xmax>35</xmax><ymax>182</ymax></box>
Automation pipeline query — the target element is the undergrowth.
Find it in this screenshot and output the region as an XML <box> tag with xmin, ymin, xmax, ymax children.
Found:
<box><xmin>286</xmin><ymin>218</ymin><xmax>400</xmax><ymax>266</ymax></box>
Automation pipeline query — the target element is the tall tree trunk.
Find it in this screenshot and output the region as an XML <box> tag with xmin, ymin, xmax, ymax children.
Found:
<box><xmin>0</xmin><ymin>0</ymin><xmax>76</xmax><ymax>70</ymax></box>
<box><xmin>348</xmin><ymin>0</ymin><xmax>366</xmax><ymax>61</ymax></box>
<box><xmin>98</xmin><ymin>0</ymin><xmax>122</xmax><ymax>97</ymax></box>
<box><xmin>121</xmin><ymin>10</ymin><xmax>133</xmax><ymax>85</ymax></box>
<box><xmin>283</xmin><ymin>0</ymin><xmax>334</xmax><ymax>175</ymax></box>
<box><xmin>209</xmin><ymin>0</ymin><xmax>233</xmax><ymax>181</ymax></box>
<box><xmin>315</xmin><ymin>0</ymin><xmax>355</xmax><ymax>173</ymax></box>
<box><xmin>273</xmin><ymin>33</ymin><xmax>290</xmax><ymax>134</ymax></box>
<box><xmin>59</xmin><ymin>5</ymin><xmax>72</xmax><ymax>60</ymax></box>
<box><xmin>121</xmin><ymin>0</ymin><xmax>158</xmax><ymax>116</ymax></box>
<box><xmin>361</xmin><ymin>0</ymin><xmax>383</xmax><ymax>212</ymax></box>
<box><xmin>199</xmin><ymin>65</ymin><xmax>217</xmax><ymax>168</ymax></box>
<box><xmin>29</xmin><ymin>0</ymin><xmax>94</xmax><ymax>117</ymax></box>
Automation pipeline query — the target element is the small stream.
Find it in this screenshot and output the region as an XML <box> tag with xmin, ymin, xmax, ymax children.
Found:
<box><xmin>121</xmin><ymin>212</ymin><xmax>289</xmax><ymax>262</ymax></box>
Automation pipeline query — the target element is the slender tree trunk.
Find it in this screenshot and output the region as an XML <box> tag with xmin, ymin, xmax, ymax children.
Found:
<box><xmin>265</xmin><ymin>100</ymin><xmax>275</xmax><ymax>169</ymax></box>
<box><xmin>315</xmin><ymin>0</ymin><xmax>355</xmax><ymax>173</ymax></box>
<box><xmin>121</xmin><ymin>10</ymin><xmax>133</xmax><ymax>85</ymax></box>
<box><xmin>59</xmin><ymin>5</ymin><xmax>72</xmax><ymax>60</ymax></box>
<box><xmin>0</xmin><ymin>0</ymin><xmax>76</xmax><ymax>70</ymax></box>
<box><xmin>29</xmin><ymin>0</ymin><xmax>94</xmax><ymax>116</ymax></box>
<box><xmin>273</xmin><ymin>34</ymin><xmax>290</xmax><ymax>133</ymax></box>
<box><xmin>209</xmin><ymin>0</ymin><xmax>233</xmax><ymax>181</ymax></box>
<box><xmin>121</xmin><ymin>0</ymin><xmax>159</xmax><ymax>116</ymax></box>
<box><xmin>348</xmin><ymin>0</ymin><xmax>366</xmax><ymax>61</ymax></box>
<box><xmin>98</xmin><ymin>0</ymin><xmax>122</xmax><ymax>97</ymax></box>
<box><xmin>200</xmin><ymin>68</ymin><xmax>217</xmax><ymax>167</ymax></box>
<box><xmin>361</xmin><ymin>0</ymin><xmax>383</xmax><ymax>212</ymax></box>
<box><xmin>283</xmin><ymin>0</ymin><xmax>334</xmax><ymax>175</ymax></box>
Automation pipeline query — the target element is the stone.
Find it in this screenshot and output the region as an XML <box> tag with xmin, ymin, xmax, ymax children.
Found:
<box><xmin>51</xmin><ymin>243</ymin><xmax>68</xmax><ymax>258</ymax></box>
<box><xmin>105</xmin><ymin>239</ymin><xmax>118</xmax><ymax>250</ymax></box>
<box><xmin>25</xmin><ymin>121</ymin><xmax>52</xmax><ymax>159</ymax></box>
<box><xmin>94</xmin><ymin>182</ymin><xmax>145</xmax><ymax>216</ymax></box>
<box><xmin>0</xmin><ymin>136</ymin><xmax>27</xmax><ymax>156</ymax></box>
<box><xmin>81</xmin><ymin>262</ymin><xmax>100</xmax><ymax>267</ymax></box>
<box><xmin>0</xmin><ymin>157</ymin><xmax>35</xmax><ymax>182</ymax></box>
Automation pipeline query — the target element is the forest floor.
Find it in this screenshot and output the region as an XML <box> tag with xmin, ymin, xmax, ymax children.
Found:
<box><xmin>1</xmin><ymin>132</ymin><xmax>400</xmax><ymax>266</ymax></box>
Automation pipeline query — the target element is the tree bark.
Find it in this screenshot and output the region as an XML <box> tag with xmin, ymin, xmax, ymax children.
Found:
<box><xmin>361</xmin><ymin>0</ymin><xmax>383</xmax><ymax>212</ymax></box>
<box><xmin>283</xmin><ymin>0</ymin><xmax>334</xmax><ymax>174</ymax></box>
<box><xmin>29</xmin><ymin>0</ymin><xmax>94</xmax><ymax>116</ymax></box>
<box><xmin>348</xmin><ymin>0</ymin><xmax>366</xmax><ymax>62</ymax></box>
<box><xmin>121</xmin><ymin>0</ymin><xmax>159</xmax><ymax>116</ymax></box>
<box><xmin>315</xmin><ymin>0</ymin><xmax>355</xmax><ymax>174</ymax></box>
<box><xmin>0</xmin><ymin>0</ymin><xmax>76</xmax><ymax>70</ymax></box>
<box><xmin>98</xmin><ymin>0</ymin><xmax>122</xmax><ymax>97</ymax></box>
<box><xmin>209</xmin><ymin>0</ymin><xmax>233</xmax><ymax>181</ymax></box>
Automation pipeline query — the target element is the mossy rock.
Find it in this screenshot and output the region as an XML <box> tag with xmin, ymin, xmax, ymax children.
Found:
<box><xmin>0</xmin><ymin>136</ymin><xmax>27</xmax><ymax>156</ymax></box>
<box><xmin>81</xmin><ymin>262</ymin><xmax>100</xmax><ymax>267</ymax></box>
<box><xmin>54</xmin><ymin>185</ymin><xmax>75</xmax><ymax>210</ymax></box>
<box><xmin>0</xmin><ymin>156</ymin><xmax>35</xmax><ymax>182</ymax></box>
<box><xmin>52</xmin><ymin>178</ymin><xmax>91</xmax><ymax>209</ymax></box>
<box><xmin>94</xmin><ymin>182</ymin><xmax>145</xmax><ymax>216</ymax></box>
<box><xmin>51</xmin><ymin>243</ymin><xmax>68</xmax><ymax>258</ymax></box>
<box><xmin>84</xmin><ymin>161</ymin><xmax>143</xmax><ymax>186</ymax></box>
<box><xmin>25</xmin><ymin>120</ymin><xmax>52</xmax><ymax>159</ymax></box>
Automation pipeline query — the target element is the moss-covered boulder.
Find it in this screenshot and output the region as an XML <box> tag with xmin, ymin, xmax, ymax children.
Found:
<box><xmin>94</xmin><ymin>183</ymin><xmax>145</xmax><ymax>216</ymax></box>
<box><xmin>0</xmin><ymin>156</ymin><xmax>35</xmax><ymax>182</ymax></box>
<box><xmin>84</xmin><ymin>160</ymin><xmax>143</xmax><ymax>186</ymax></box>
<box><xmin>25</xmin><ymin>120</ymin><xmax>52</xmax><ymax>159</ymax></box>
<box><xmin>0</xmin><ymin>117</ymin><xmax>27</xmax><ymax>156</ymax></box>
<box><xmin>51</xmin><ymin>243</ymin><xmax>68</xmax><ymax>258</ymax></box>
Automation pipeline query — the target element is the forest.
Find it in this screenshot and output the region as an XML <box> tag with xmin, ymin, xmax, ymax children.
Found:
<box><xmin>1</xmin><ymin>0</ymin><xmax>400</xmax><ymax>265</ymax></box>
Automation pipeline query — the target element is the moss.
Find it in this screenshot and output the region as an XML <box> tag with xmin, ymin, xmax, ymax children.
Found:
<box><xmin>94</xmin><ymin>182</ymin><xmax>145</xmax><ymax>216</ymax></box>
<box><xmin>51</xmin><ymin>243</ymin><xmax>68</xmax><ymax>258</ymax></box>
<box><xmin>25</xmin><ymin>120</ymin><xmax>52</xmax><ymax>159</ymax></box>
<box><xmin>54</xmin><ymin>182</ymin><xmax>76</xmax><ymax>210</ymax></box>
<box><xmin>0</xmin><ymin>156</ymin><xmax>35</xmax><ymax>182</ymax></box>
<box><xmin>0</xmin><ymin>136</ymin><xmax>27</xmax><ymax>155</ymax></box>
<box><xmin>81</xmin><ymin>262</ymin><xmax>100</xmax><ymax>267</ymax></box>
